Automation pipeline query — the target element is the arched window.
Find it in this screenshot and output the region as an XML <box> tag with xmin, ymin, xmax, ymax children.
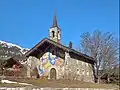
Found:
<box><xmin>52</xmin><ymin>31</ymin><xmax>55</xmax><ymax>37</ymax></box>
<box><xmin>77</xmin><ymin>68</ymin><xmax>79</xmax><ymax>71</ymax></box>
<box><xmin>87</xmin><ymin>71</ymin><xmax>89</xmax><ymax>75</ymax></box>
<box><xmin>52</xmin><ymin>50</ymin><xmax>55</xmax><ymax>55</ymax></box>
<box><xmin>77</xmin><ymin>68</ymin><xmax>79</xmax><ymax>74</ymax></box>
<box><xmin>82</xmin><ymin>69</ymin><xmax>85</xmax><ymax>75</ymax></box>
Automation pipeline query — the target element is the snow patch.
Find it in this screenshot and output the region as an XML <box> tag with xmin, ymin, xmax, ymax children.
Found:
<box><xmin>1</xmin><ymin>80</ymin><xmax>32</xmax><ymax>86</ymax></box>
<box><xmin>1</xmin><ymin>80</ymin><xmax>17</xmax><ymax>84</ymax></box>
<box><xmin>0</xmin><ymin>40</ymin><xmax>23</xmax><ymax>50</ymax></box>
<box><xmin>0</xmin><ymin>40</ymin><xmax>29</xmax><ymax>54</ymax></box>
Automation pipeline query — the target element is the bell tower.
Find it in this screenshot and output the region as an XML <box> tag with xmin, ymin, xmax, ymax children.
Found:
<box><xmin>49</xmin><ymin>11</ymin><xmax>61</xmax><ymax>43</ymax></box>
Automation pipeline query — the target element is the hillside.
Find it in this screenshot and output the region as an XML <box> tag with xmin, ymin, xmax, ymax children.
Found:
<box><xmin>0</xmin><ymin>40</ymin><xmax>29</xmax><ymax>60</ymax></box>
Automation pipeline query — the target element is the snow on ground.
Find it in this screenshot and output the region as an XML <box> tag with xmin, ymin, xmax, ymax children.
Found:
<box><xmin>1</xmin><ymin>80</ymin><xmax>32</xmax><ymax>86</ymax></box>
<box><xmin>1</xmin><ymin>80</ymin><xmax>17</xmax><ymax>84</ymax></box>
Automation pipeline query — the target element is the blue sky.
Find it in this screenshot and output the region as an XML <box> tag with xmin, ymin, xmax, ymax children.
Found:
<box><xmin>0</xmin><ymin>0</ymin><xmax>119</xmax><ymax>49</ymax></box>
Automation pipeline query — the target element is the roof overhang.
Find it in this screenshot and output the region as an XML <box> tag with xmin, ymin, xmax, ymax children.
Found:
<box><xmin>25</xmin><ymin>38</ymin><xmax>95</xmax><ymax>63</ymax></box>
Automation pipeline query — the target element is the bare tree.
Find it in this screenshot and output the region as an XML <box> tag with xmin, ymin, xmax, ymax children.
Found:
<box><xmin>80</xmin><ymin>30</ymin><xmax>119</xmax><ymax>83</ymax></box>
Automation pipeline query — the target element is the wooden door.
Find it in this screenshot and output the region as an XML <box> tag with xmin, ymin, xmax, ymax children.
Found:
<box><xmin>50</xmin><ymin>68</ymin><xmax>56</xmax><ymax>79</ymax></box>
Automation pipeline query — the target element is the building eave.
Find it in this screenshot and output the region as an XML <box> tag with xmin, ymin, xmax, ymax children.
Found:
<box><xmin>25</xmin><ymin>38</ymin><xmax>95</xmax><ymax>63</ymax></box>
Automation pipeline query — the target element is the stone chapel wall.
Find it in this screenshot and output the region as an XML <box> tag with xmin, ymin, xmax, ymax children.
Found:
<box><xmin>26</xmin><ymin>51</ymin><xmax>94</xmax><ymax>83</ymax></box>
<box><xmin>64</xmin><ymin>51</ymin><xmax>94</xmax><ymax>82</ymax></box>
<box><xmin>27</xmin><ymin>52</ymin><xmax>65</xmax><ymax>79</ymax></box>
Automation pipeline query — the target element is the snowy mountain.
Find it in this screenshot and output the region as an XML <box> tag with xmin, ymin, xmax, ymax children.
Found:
<box><xmin>0</xmin><ymin>40</ymin><xmax>29</xmax><ymax>59</ymax></box>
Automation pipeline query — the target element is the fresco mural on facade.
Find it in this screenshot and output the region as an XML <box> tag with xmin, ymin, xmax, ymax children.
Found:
<box><xmin>37</xmin><ymin>65</ymin><xmax>43</xmax><ymax>75</ymax></box>
<box><xmin>37</xmin><ymin>48</ymin><xmax>64</xmax><ymax>76</ymax></box>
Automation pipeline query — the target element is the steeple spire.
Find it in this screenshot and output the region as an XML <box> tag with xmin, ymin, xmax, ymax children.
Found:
<box><xmin>49</xmin><ymin>10</ymin><xmax>61</xmax><ymax>43</ymax></box>
<box><xmin>52</xmin><ymin>10</ymin><xmax>58</xmax><ymax>27</ymax></box>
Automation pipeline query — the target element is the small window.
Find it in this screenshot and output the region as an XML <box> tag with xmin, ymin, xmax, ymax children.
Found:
<box><xmin>58</xmin><ymin>31</ymin><xmax>59</xmax><ymax>33</ymax></box>
<box><xmin>77</xmin><ymin>69</ymin><xmax>79</xmax><ymax>74</ymax></box>
<box><xmin>82</xmin><ymin>69</ymin><xmax>85</xmax><ymax>75</ymax></box>
<box><xmin>87</xmin><ymin>71</ymin><xmax>89</xmax><ymax>75</ymax></box>
<box><xmin>52</xmin><ymin>31</ymin><xmax>55</xmax><ymax>37</ymax></box>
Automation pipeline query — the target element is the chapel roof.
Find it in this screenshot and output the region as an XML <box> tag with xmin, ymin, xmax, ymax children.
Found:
<box><xmin>25</xmin><ymin>38</ymin><xmax>95</xmax><ymax>63</ymax></box>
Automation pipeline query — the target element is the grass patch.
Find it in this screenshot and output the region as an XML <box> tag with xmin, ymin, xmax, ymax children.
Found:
<box><xmin>10</xmin><ymin>78</ymin><xmax>119</xmax><ymax>89</ymax></box>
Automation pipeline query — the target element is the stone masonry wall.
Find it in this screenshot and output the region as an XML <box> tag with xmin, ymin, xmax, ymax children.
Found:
<box><xmin>27</xmin><ymin>52</ymin><xmax>65</xmax><ymax>79</ymax></box>
<box><xmin>26</xmin><ymin>51</ymin><xmax>94</xmax><ymax>83</ymax></box>
<box><xmin>64</xmin><ymin>52</ymin><xmax>94</xmax><ymax>82</ymax></box>
<box><xmin>66</xmin><ymin>57</ymin><xmax>94</xmax><ymax>82</ymax></box>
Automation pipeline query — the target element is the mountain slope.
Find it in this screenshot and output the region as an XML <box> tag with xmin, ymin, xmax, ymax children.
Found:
<box><xmin>0</xmin><ymin>40</ymin><xmax>29</xmax><ymax>59</ymax></box>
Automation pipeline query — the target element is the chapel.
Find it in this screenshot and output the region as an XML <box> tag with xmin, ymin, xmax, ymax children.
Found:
<box><xmin>25</xmin><ymin>13</ymin><xmax>95</xmax><ymax>82</ymax></box>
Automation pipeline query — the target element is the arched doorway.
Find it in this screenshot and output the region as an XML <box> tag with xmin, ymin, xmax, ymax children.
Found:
<box><xmin>50</xmin><ymin>68</ymin><xmax>56</xmax><ymax>79</ymax></box>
